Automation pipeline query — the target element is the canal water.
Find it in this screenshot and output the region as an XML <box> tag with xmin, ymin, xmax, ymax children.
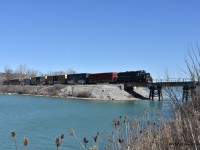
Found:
<box><xmin>0</xmin><ymin>94</ymin><xmax>171</xmax><ymax>149</ymax></box>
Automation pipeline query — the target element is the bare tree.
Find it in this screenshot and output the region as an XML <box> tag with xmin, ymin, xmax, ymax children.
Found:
<box><xmin>26</xmin><ymin>68</ymin><xmax>40</xmax><ymax>77</ymax></box>
<box><xmin>15</xmin><ymin>64</ymin><xmax>28</xmax><ymax>78</ymax></box>
<box><xmin>185</xmin><ymin>44</ymin><xmax>200</xmax><ymax>83</ymax></box>
<box><xmin>15</xmin><ymin>64</ymin><xmax>41</xmax><ymax>78</ymax></box>
<box><xmin>163</xmin><ymin>44</ymin><xmax>200</xmax><ymax>150</ymax></box>
<box><xmin>67</xmin><ymin>68</ymin><xmax>76</xmax><ymax>74</ymax></box>
<box><xmin>47</xmin><ymin>71</ymin><xmax>67</xmax><ymax>76</ymax></box>
<box><xmin>3</xmin><ymin>65</ymin><xmax>14</xmax><ymax>80</ymax></box>
<box><xmin>46</xmin><ymin>68</ymin><xmax>76</xmax><ymax>76</ymax></box>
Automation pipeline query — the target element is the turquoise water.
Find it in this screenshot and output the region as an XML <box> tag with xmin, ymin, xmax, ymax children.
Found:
<box><xmin>0</xmin><ymin>94</ymin><xmax>170</xmax><ymax>149</ymax></box>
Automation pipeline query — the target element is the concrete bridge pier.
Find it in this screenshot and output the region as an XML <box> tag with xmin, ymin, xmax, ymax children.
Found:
<box><xmin>149</xmin><ymin>86</ymin><xmax>163</xmax><ymax>100</ymax></box>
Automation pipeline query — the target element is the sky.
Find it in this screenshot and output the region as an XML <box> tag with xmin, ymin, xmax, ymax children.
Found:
<box><xmin>0</xmin><ymin>0</ymin><xmax>200</xmax><ymax>79</ymax></box>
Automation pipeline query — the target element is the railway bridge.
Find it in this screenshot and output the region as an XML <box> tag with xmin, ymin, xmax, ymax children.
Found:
<box><xmin>124</xmin><ymin>78</ymin><xmax>197</xmax><ymax>101</ymax></box>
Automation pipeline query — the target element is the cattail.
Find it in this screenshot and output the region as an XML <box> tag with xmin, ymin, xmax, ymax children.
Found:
<box><xmin>93</xmin><ymin>132</ymin><xmax>99</xmax><ymax>143</ymax></box>
<box><xmin>61</xmin><ymin>133</ymin><xmax>64</xmax><ymax>140</ymax></box>
<box><xmin>83</xmin><ymin>137</ymin><xmax>88</xmax><ymax>144</ymax></box>
<box><xmin>93</xmin><ymin>136</ymin><xmax>98</xmax><ymax>142</ymax></box>
<box><xmin>11</xmin><ymin>131</ymin><xmax>17</xmax><ymax>150</ymax></box>
<box><xmin>23</xmin><ymin>136</ymin><xmax>28</xmax><ymax>149</ymax></box>
<box><xmin>118</xmin><ymin>138</ymin><xmax>124</xmax><ymax>143</ymax></box>
<box><xmin>11</xmin><ymin>131</ymin><xmax>16</xmax><ymax>138</ymax></box>
<box><xmin>93</xmin><ymin>135</ymin><xmax>98</xmax><ymax>142</ymax></box>
<box><xmin>117</xmin><ymin>120</ymin><xmax>120</xmax><ymax>126</ymax></box>
<box><xmin>83</xmin><ymin>137</ymin><xmax>89</xmax><ymax>149</ymax></box>
<box><xmin>69</xmin><ymin>129</ymin><xmax>86</xmax><ymax>149</ymax></box>
<box><xmin>70</xmin><ymin>129</ymin><xmax>75</xmax><ymax>135</ymax></box>
<box><xmin>147</xmin><ymin>120</ymin><xmax>151</xmax><ymax>126</ymax></box>
<box><xmin>124</xmin><ymin>115</ymin><xmax>129</xmax><ymax>123</ymax></box>
<box><xmin>55</xmin><ymin>137</ymin><xmax>60</xmax><ymax>148</ymax></box>
<box><xmin>113</xmin><ymin>118</ymin><xmax>117</xmax><ymax>127</ymax></box>
<box><xmin>96</xmin><ymin>132</ymin><xmax>99</xmax><ymax>136</ymax></box>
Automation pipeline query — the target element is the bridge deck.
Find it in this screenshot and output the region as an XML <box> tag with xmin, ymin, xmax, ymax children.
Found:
<box><xmin>149</xmin><ymin>81</ymin><xmax>194</xmax><ymax>87</ymax></box>
<box><xmin>124</xmin><ymin>78</ymin><xmax>195</xmax><ymax>87</ymax></box>
<box><xmin>149</xmin><ymin>78</ymin><xmax>195</xmax><ymax>87</ymax></box>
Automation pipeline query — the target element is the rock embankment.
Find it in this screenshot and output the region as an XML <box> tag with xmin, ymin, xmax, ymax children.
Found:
<box><xmin>0</xmin><ymin>84</ymin><xmax>148</xmax><ymax>100</ymax></box>
<box><xmin>59</xmin><ymin>84</ymin><xmax>137</xmax><ymax>100</ymax></box>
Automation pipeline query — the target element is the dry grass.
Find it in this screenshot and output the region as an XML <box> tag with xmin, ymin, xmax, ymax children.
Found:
<box><xmin>101</xmin><ymin>87</ymin><xmax>199</xmax><ymax>150</ymax></box>
<box><xmin>103</xmin><ymin>46</ymin><xmax>200</xmax><ymax>150</ymax></box>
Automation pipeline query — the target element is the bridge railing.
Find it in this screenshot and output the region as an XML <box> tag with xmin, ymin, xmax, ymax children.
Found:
<box><xmin>153</xmin><ymin>78</ymin><xmax>192</xmax><ymax>83</ymax></box>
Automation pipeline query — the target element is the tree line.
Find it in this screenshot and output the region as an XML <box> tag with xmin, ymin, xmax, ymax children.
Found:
<box><xmin>0</xmin><ymin>64</ymin><xmax>76</xmax><ymax>84</ymax></box>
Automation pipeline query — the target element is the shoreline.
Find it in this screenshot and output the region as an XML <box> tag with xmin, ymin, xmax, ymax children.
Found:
<box><xmin>0</xmin><ymin>84</ymin><xmax>142</xmax><ymax>101</ymax></box>
<box><xmin>0</xmin><ymin>92</ymin><xmax>139</xmax><ymax>101</ymax></box>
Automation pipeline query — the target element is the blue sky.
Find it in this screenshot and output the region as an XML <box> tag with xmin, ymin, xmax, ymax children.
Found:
<box><xmin>0</xmin><ymin>0</ymin><xmax>199</xmax><ymax>79</ymax></box>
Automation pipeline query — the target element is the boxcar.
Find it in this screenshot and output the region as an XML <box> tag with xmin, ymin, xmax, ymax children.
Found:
<box><xmin>9</xmin><ymin>79</ymin><xmax>20</xmax><ymax>85</ymax></box>
<box><xmin>46</xmin><ymin>75</ymin><xmax>67</xmax><ymax>85</ymax></box>
<box><xmin>3</xmin><ymin>80</ymin><xmax>9</xmax><ymax>85</ymax></box>
<box><xmin>31</xmin><ymin>76</ymin><xmax>47</xmax><ymax>85</ymax></box>
<box><xmin>88</xmin><ymin>72</ymin><xmax>118</xmax><ymax>84</ymax></box>
<box><xmin>67</xmin><ymin>73</ymin><xmax>89</xmax><ymax>84</ymax></box>
<box><xmin>21</xmin><ymin>78</ymin><xmax>31</xmax><ymax>85</ymax></box>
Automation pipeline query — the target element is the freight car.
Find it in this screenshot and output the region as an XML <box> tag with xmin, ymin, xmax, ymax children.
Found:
<box><xmin>88</xmin><ymin>72</ymin><xmax>118</xmax><ymax>84</ymax></box>
<box><xmin>8</xmin><ymin>79</ymin><xmax>21</xmax><ymax>85</ymax></box>
<box><xmin>67</xmin><ymin>73</ymin><xmax>89</xmax><ymax>84</ymax></box>
<box><xmin>117</xmin><ymin>70</ymin><xmax>152</xmax><ymax>83</ymax></box>
<box><xmin>46</xmin><ymin>75</ymin><xmax>67</xmax><ymax>85</ymax></box>
<box><xmin>2</xmin><ymin>78</ymin><xmax>30</xmax><ymax>85</ymax></box>
<box><xmin>21</xmin><ymin>78</ymin><xmax>31</xmax><ymax>85</ymax></box>
<box><xmin>31</xmin><ymin>76</ymin><xmax>47</xmax><ymax>85</ymax></box>
<box><xmin>3</xmin><ymin>80</ymin><xmax>9</xmax><ymax>85</ymax></box>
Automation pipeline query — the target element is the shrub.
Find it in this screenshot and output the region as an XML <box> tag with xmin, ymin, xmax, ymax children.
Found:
<box><xmin>75</xmin><ymin>91</ymin><xmax>93</xmax><ymax>98</ymax></box>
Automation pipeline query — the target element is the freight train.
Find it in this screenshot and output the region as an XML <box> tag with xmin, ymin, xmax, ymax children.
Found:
<box><xmin>2</xmin><ymin>70</ymin><xmax>153</xmax><ymax>85</ymax></box>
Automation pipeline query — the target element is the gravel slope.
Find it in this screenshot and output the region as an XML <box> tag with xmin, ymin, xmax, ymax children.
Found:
<box><xmin>59</xmin><ymin>84</ymin><xmax>138</xmax><ymax>100</ymax></box>
<box><xmin>0</xmin><ymin>84</ymin><xmax>145</xmax><ymax>100</ymax></box>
